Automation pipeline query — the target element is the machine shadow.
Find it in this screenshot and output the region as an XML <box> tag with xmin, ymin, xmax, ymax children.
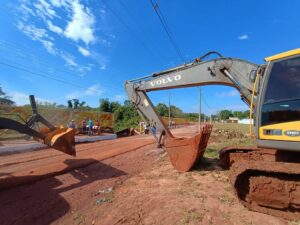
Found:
<box><xmin>192</xmin><ymin>157</ymin><xmax>221</xmax><ymax>172</ymax></box>
<box><xmin>0</xmin><ymin>158</ymin><xmax>127</xmax><ymax>225</ymax></box>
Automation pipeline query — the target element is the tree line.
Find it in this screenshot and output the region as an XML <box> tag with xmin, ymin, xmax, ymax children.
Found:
<box><xmin>0</xmin><ymin>86</ymin><xmax>251</xmax><ymax>130</ymax></box>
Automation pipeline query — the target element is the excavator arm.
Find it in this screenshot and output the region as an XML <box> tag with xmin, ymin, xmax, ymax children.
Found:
<box><xmin>126</xmin><ymin>55</ymin><xmax>261</xmax><ymax>137</ymax></box>
<box><xmin>0</xmin><ymin>95</ymin><xmax>76</xmax><ymax>156</ymax></box>
<box><xmin>125</xmin><ymin>53</ymin><xmax>262</xmax><ymax>171</ymax></box>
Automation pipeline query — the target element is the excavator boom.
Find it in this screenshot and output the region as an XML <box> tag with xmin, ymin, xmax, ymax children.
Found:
<box><xmin>126</xmin><ymin>55</ymin><xmax>260</xmax><ymax>141</ymax></box>
<box><xmin>126</xmin><ymin>53</ymin><xmax>260</xmax><ymax>171</ymax></box>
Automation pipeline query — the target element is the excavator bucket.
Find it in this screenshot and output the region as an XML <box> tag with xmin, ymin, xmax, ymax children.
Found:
<box><xmin>43</xmin><ymin>128</ymin><xmax>76</xmax><ymax>156</ymax></box>
<box><xmin>165</xmin><ymin>124</ymin><xmax>213</xmax><ymax>172</ymax></box>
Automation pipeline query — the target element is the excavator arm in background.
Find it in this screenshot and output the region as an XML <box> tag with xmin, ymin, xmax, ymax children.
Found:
<box><xmin>125</xmin><ymin>53</ymin><xmax>261</xmax><ymax>171</ymax></box>
<box><xmin>0</xmin><ymin>95</ymin><xmax>76</xmax><ymax>156</ymax></box>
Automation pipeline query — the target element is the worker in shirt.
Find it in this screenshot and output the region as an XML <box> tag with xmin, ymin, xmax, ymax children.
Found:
<box><xmin>87</xmin><ymin>118</ymin><xmax>93</xmax><ymax>136</ymax></box>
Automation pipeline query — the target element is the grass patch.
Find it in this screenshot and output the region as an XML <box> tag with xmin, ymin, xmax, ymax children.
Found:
<box><xmin>73</xmin><ymin>213</ymin><xmax>86</xmax><ymax>224</ymax></box>
<box><xmin>289</xmin><ymin>221</ymin><xmax>300</xmax><ymax>225</ymax></box>
<box><xmin>95</xmin><ymin>196</ymin><xmax>113</xmax><ymax>204</ymax></box>
<box><xmin>213</xmin><ymin>123</ymin><xmax>252</xmax><ymax>133</ymax></box>
<box><xmin>211</xmin><ymin>172</ymin><xmax>229</xmax><ymax>183</ymax></box>
<box><xmin>204</xmin><ymin>148</ymin><xmax>219</xmax><ymax>159</ymax></box>
<box><xmin>181</xmin><ymin>209</ymin><xmax>204</xmax><ymax>225</ymax></box>
<box><xmin>219</xmin><ymin>194</ymin><xmax>235</xmax><ymax>206</ymax></box>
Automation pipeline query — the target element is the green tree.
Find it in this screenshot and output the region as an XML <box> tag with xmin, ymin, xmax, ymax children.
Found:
<box><xmin>233</xmin><ymin>111</ymin><xmax>244</xmax><ymax>119</ymax></box>
<box><xmin>72</xmin><ymin>99</ymin><xmax>80</xmax><ymax>109</ymax></box>
<box><xmin>79</xmin><ymin>101</ymin><xmax>86</xmax><ymax>107</ymax></box>
<box><xmin>0</xmin><ymin>86</ymin><xmax>15</xmax><ymax>105</ymax></box>
<box><xmin>99</xmin><ymin>98</ymin><xmax>111</xmax><ymax>112</ymax></box>
<box><xmin>219</xmin><ymin>110</ymin><xmax>233</xmax><ymax>120</ymax></box>
<box><xmin>67</xmin><ymin>100</ymin><xmax>73</xmax><ymax>108</ymax></box>
<box><xmin>110</xmin><ymin>101</ymin><xmax>121</xmax><ymax>112</ymax></box>
<box><xmin>243</xmin><ymin>110</ymin><xmax>250</xmax><ymax>119</ymax></box>
<box><xmin>170</xmin><ymin>105</ymin><xmax>184</xmax><ymax>117</ymax></box>
<box><xmin>211</xmin><ymin>114</ymin><xmax>219</xmax><ymax>121</ymax></box>
<box><xmin>156</xmin><ymin>103</ymin><xmax>168</xmax><ymax>116</ymax></box>
<box><xmin>114</xmin><ymin>100</ymin><xmax>140</xmax><ymax>131</ymax></box>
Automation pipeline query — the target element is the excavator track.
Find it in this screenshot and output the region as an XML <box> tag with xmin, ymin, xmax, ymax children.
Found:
<box><xmin>219</xmin><ymin>147</ymin><xmax>300</xmax><ymax>220</ymax></box>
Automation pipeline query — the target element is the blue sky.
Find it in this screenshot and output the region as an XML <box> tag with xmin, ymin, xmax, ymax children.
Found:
<box><xmin>0</xmin><ymin>0</ymin><xmax>299</xmax><ymax>115</ymax></box>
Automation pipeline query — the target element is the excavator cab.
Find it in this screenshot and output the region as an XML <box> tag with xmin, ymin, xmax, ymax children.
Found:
<box><xmin>257</xmin><ymin>49</ymin><xmax>300</xmax><ymax>151</ymax></box>
<box><xmin>0</xmin><ymin>95</ymin><xmax>76</xmax><ymax>156</ymax></box>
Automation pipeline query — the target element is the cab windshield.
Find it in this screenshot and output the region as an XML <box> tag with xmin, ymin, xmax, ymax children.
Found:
<box><xmin>261</xmin><ymin>56</ymin><xmax>300</xmax><ymax>126</ymax></box>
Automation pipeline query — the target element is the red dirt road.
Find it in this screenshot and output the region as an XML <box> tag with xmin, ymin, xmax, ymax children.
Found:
<box><xmin>0</xmin><ymin>135</ymin><xmax>154</xmax><ymax>190</ymax></box>
<box><xmin>0</xmin><ymin>127</ymin><xmax>291</xmax><ymax>225</ymax></box>
<box><xmin>0</xmin><ymin>135</ymin><xmax>157</xmax><ymax>225</ymax></box>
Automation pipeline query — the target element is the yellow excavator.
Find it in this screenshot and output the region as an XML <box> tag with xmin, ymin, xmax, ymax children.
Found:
<box><xmin>0</xmin><ymin>95</ymin><xmax>76</xmax><ymax>156</ymax></box>
<box><xmin>125</xmin><ymin>49</ymin><xmax>300</xmax><ymax>219</ymax></box>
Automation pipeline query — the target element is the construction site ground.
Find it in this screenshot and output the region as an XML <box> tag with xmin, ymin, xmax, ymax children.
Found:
<box><xmin>0</xmin><ymin>125</ymin><xmax>297</xmax><ymax>225</ymax></box>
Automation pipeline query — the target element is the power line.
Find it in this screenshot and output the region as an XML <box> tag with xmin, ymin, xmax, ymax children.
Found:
<box><xmin>0</xmin><ymin>60</ymin><xmax>114</xmax><ymax>96</ymax></box>
<box><xmin>118</xmin><ymin>0</ymin><xmax>168</xmax><ymax>64</ymax></box>
<box><xmin>149</xmin><ymin>0</ymin><xmax>186</xmax><ymax>63</ymax></box>
<box><xmin>0</xmin><ymin>43</ymin><xmax>125</xmax><ymax>93</ymax></box>
<box><xmin>0</xmin><ymin>41</ymin><xmax>91</xmax><ymax>79</ymax></box>
<box><xmin>100</xmin><ymin>0</ymin><xmax>164</xmax><ymax>66</ymax></box>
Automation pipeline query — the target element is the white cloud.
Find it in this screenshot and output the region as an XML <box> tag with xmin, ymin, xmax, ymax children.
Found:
<box><xmin>89</xmin><ymin>51</ymin><xmax>108</xmax><ymax>70</ymax></box>
<box><xmin>15</xmin><ymin>0</ymin><xmax>110</xmax><ymax>74</ymax></box>
<box><xmin>41</xmin><ymin>40</ymin><xmax>57</xmax><ymax>54</ymax></box>
<box><xmin>84</xmin><ymin>84</ymin><xmax>103</xmax><ymax>96</ymax></box>
<box><xmin>34</xmin><ymin>0</ymin><xmax>58</xmax><ymax>20</ymax></box>
<box><xmin>225</xmin><ymin>104</ymin><xmax>248</xmax><ymax>111</ymax></box>
<box><xmin>238</xmin><ymin>34</ymin><xmax>249</xmax><ymax>40</ymax></box>
<box><xmin>78</xmin><ymin>46</ymin><xmax>90</xmax><ymax>56</ymax></box>
<box><xmin>65</xmin><ymin>91</ymin><xmax>81</xmax><ymax>99</ymax></box>
<box><xmin>47</xmin><ymin>20</ymin><xmax>63</xmax><ymax>34</ymax></box>
<box><xmin>17</xmin><ymin>22</ymin><xmax>48</xmax><ymax>41</ymax></box>
<box><xmin>9</xmin><ymin>92</ymin><xmax>29</xmax><ymax>106</ymax></box>
<box><xmin>113</xmin><ymin>94</ymin><xmax>127</xmax><ymax>103</ymax></box>
<box><xmin>19</xmin><ymin>3</ymin><xmax>35</xmax><ymax>18</ymax></box>
<box><xmin>64</xmin><ymin>0</ymin><xmax>95</xmax><ymax>45</ymax></box>
<box><xmin>50</xmin><ymin>0</ymin><xmax>69</xmax><ymax>8</ymax></box>
<box><xmin>16</xmin><ymin>22</ymin><xmax>57</xmax><ymax>55</ymax></box>
<box><xmin>65</xmin><ymin>84</ymin><xmax>103</xmax><ymax>100</ymax></box>
<box><xmin>9</xmin><ymin>91</ymin><xmax>53</xmax><ymax>106</ymax></box>
<box><xmin>60</xmin><ymin>52</ymin><xmax>77</xmax><ymax>67</ymax></box>
<box><xmin>216</xmin><ymin>90</ymin><xmax>239</xmax><ymax>98</ymax></box>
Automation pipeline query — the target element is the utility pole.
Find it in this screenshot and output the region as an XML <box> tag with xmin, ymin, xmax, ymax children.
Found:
<box><xmin>168</xmin><ymin>93</ymin><xmax>171</xmax><ymax>128</ymax></box>
<box><xmin>198</xmin><ymin>87</ymin><xmax>202</xmax><ymax>132</ymax></box>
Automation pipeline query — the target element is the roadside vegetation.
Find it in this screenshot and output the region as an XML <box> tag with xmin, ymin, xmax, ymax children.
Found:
<box><xmin>0</xmin><ymin>86</ymin><xmax>252</xmax><ymax>134</ymax></box>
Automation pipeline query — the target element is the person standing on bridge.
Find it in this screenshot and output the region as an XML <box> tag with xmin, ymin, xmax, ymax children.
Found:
<box><xmin>87</xmin><ymin>118</ymin><xmax>93</xmax><ymax>136</ymax></box>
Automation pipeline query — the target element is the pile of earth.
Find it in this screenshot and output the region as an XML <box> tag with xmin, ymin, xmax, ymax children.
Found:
<box><xmin>212</xmin><ymin>129</ymin><xmax>247</xmax><ymax>139</ymax></box>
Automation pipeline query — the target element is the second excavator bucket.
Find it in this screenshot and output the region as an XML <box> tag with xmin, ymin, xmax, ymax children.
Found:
<box><xmin>43</xmin><ymin>128</ymin><xmax>76</xmax><ymax>156</ymax></box>
<box><xmin>165</xmin><ymin>124</ymin><xmax>213</xmax><ymax>172</ymax></box>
